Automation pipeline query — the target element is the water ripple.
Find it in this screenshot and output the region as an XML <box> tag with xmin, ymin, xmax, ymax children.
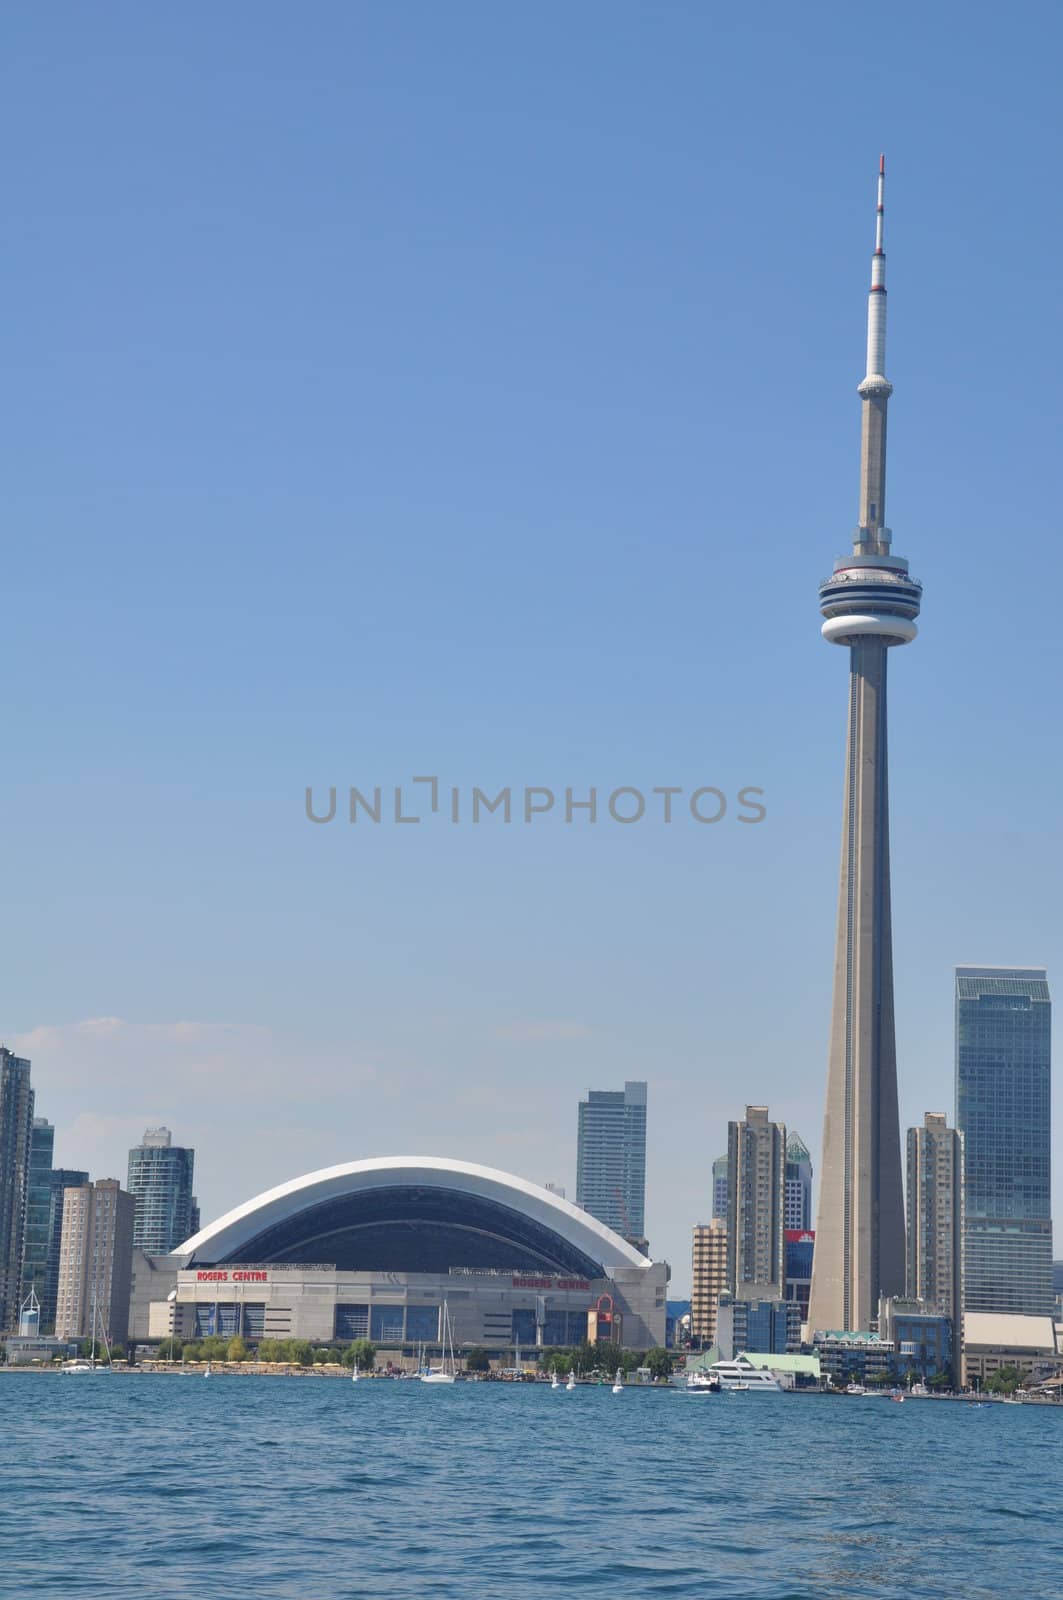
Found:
<box><xmin>2</xmin><ymin>1376</ymin><xmax>1061</xmax><ymax>1598</ymax></box>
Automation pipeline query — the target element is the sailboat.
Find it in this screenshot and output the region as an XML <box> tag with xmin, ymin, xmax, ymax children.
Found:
<box><xmin>351</xmin><ymin>1363</ymin><xmax>360</xmax><ymax>1384</ymax></box>
<box><xmin>551</xmin><ymin>1369</ymin><xmax>560</xmax><ymax>1389</ymax></box>
<box><xmin>565</xmin><ymin>1369</ymin><xmax>576</xmax><ymax>1391</ymax></box>
<box><xmin>420</xmin><ymin>1302</ymin><xmax>457</xmax><ymax>1384</ymax></box>
<box><xmin>611</xmin><ymin>1367</ymin><xmax>623</xmax><ymax>1394</ymax></box>
<box><xmin>62</xmin><ymin>1292</ymin><xmax>112</xmax><ymax>1374</ymax></box>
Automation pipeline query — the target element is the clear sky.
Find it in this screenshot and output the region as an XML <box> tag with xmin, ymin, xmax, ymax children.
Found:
<box><xmin>3</xmin><ymin>3</ymin><xmax>1061</xmax><ymax>1291</ymax></box>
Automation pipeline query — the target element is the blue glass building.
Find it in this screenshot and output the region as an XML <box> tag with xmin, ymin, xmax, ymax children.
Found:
<box><xmin>955</xmin><ymin>967</ymin><xmax>1053</xmax><ymax>1316</ymax></box>
<box><xmin>576</xmin><ymin>1082</ymin><xmax>647</xmax><ymax>1241</ymax></box>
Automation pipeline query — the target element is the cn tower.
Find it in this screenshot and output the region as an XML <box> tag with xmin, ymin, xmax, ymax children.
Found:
<box><xmin>807</xmin><ymin>158</ymin><xmax>922</xmax><ymax>1333</ymax></box>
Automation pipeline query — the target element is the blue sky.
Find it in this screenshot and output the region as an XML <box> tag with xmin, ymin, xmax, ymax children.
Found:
<box><xmin>3</xmin><ymin>3</ymin><xmax>1061</xmax><ymax>1289</ymax></box>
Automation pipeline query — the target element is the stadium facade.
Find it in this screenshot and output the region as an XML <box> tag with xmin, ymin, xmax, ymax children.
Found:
<box><xmin>136</xmin><ymin>1157</ymin><xmax>667</xmax><ymax>1351</ymax></box>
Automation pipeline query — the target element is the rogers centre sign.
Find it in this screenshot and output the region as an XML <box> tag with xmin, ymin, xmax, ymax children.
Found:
<box><xmin>196</xmin><ymin>1270</ymin><xmax>269</xmax><ymax>1283</ymax></box>
<box><xmin>512</xmin><ymin>1277</ymin><xmax>590</xmax><ymax>1291</ymax></box>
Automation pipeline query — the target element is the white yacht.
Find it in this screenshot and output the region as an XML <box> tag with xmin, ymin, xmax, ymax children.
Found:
<box><xmin>710</xmin><ymin>1358</ymin><xmax>783</xmax><ymax>1393</ymax></box>
<box><xmin>684</xmin><ymin>1368</ymin><xmax>721</xmax><ymax>1394</ymax></box>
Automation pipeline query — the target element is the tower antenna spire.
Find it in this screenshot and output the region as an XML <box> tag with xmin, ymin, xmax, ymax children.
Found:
<box><xmin>855</xmin><ymin>155</ymin><xmax>893</xmax><ymax>552</ymax></box>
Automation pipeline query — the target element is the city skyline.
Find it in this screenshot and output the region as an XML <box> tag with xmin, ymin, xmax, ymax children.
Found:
<box><xmin>2</xmin><ymin>11</ymin><xmax>1062</xmax><ymax>1292</ymax></box>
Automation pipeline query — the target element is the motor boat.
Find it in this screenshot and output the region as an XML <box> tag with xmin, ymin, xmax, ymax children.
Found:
<box><xmin>685</xmin><ymin>1369</ymin><xmax>721</xmax><ymax>1394</ymax></box>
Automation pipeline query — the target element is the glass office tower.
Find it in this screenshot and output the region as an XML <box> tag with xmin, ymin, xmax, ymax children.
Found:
<box><xmin>955</xmin><ymin>967</ymin><xmax>1052</xmax><ymax>1315</ymax></box>
<box><xmin>0</xmin><ymin>1048</ymin><xmax>34</xmax><ymax>1332</ymax></box>
<box><xmin>576</xmin><ymin>1082</ymin><xmax>647</xmax><ymax>1242</ymax></box>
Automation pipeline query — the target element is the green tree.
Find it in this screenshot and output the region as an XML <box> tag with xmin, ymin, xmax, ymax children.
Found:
<box><xmin>226</xmin><ymin>1335</ymin><xmax>248</xmax><ymax>1363</ymax></box>
<box><xmin>643</xmin><ymin>1347</ymin><xmax>674</xmax><ymax>1381</ymax></box>
<box><xmin>289</xmin><ymin>1340</ymin><xmax>314</xmax><ymax>1367</ymax></box>
<box><xmin>572</xmin><ymin>1339</ymin><xmax>599</xmax><ymax>1375</ymax></box>
<box><xmin>986</xmin><ymin>1364</ymin><xmax>1023</xmax><ymax>1395</ymax></box>
<box><xmin>182</xmin><ymin>1341</ymin><xmax>202</xmax><ymax>1362</ymax></box>
<box><xmin>157</xmin><ymin>1337</ymin><xmax>182</xmax><ymax>1361</ymax></box>
<box><xmin>464</xmin><ymin>1346</ymin><xmax>490</xmax><ymax>1373</ymax></box>
<box><xmin>343</xmin><ymin>1338</ymin><xmax>377</xmax><ymax>1371</ymax></box>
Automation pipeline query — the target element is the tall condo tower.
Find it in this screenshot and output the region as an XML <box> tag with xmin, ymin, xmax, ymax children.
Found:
<box><xmin>576</xmin><ymin>1082</ymin><xmax>647</xmax><ymax>1243</ymax></box>
<box><xmin>808</xmin><ymin>160</ymin><xmax>923</xmax><ymax>1333</ymax></box>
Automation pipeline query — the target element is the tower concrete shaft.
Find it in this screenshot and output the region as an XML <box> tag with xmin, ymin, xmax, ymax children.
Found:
<box><xmin>808</xmin><ymin>159</ymin><xmax>921</xmax><ymax>1333</ymax></box>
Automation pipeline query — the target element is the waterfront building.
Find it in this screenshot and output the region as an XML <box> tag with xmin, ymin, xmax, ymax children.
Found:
<box><xmin>785</xmin><ymin>1229</ymin><xmax>815</xmax><ymax>1323</ymax></box>
<box><xmin>906</xmin><ymin>1112</ymin><xmax>964</xmax><ymax>1352</ymax></box>
<box><xmin>961</xmin><ymin>1312</ymin><xmax>1061</xmax><ymax>1388</ymax></box>
<box><xmin>576</xmin><ymin>1081</ymin><xmax>647</xmax><ymax>1242</ymax></box>
<box><xmin>955</xmin><ymin>967</ymin><xmax>1053</xmax><ymax>1316</ymax></box>
<box><xmin>726</xmin><ymin>1106</ymin><xmax>786</xmax><ymax>1301</ymax></box>
<box><xmin>55</xmin><ymin>1179</ymin><xmax>135</xmax><ymax>1345</ymax></box>
<box><xmin>715</xmin><ymin>1293</ymin><xmax>800</xmax><ymax>1360</ymax></box>
<box><xmin>127</xmin><ymin>1126</ymin><xmax>197</xmax><ymax>1255</ymax></box>
<box><xmin>877</xmin><ymin>1296</ymin><xmax>954</xmax><ymax>1385</ymax></box>
<box><xmin>0</xmin><ymin>1048</ymin><xmax>34</xmax><ymax>1332</ymax></box>
<box><xmin>809</xmin><ymin>159</ymin><xmax>921</xmax><ymax>1334</ymax></box>
<box><xmin>690</xmin><ymin>1218</ymin><xmax>728</xmax><ymax>1347</ymax></box>
<box><xmin>137</xmin><ymin>1157</ymin><xmax>667</xmax><ymax>1351</ymax></box>
<box><xmin>812</xmin><ymin>1329</ymin><xmax>896</xmax><ymax>1387</ymax></box>
<box><xmin>784</xmin><ymin>1134</ymin><xmax>813</xmax><ymax>1230</ymax></box>
<box><xmin>711</xmin><ymin>1154</ymin><xmax>728</xmax><ymax>1221</ymax></box>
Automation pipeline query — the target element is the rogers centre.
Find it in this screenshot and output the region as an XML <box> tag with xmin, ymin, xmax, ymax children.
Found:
<box><xmin>133</xmin><ymin>1157</ymin><xmax>667</xmax><ymax>1351</ymax></box>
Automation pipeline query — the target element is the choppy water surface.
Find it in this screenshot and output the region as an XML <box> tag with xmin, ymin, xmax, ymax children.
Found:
<box><xmin>3</xmin><ymin>1375</ymin><xmax>1061</xmax><ymax>1599</ymax></box>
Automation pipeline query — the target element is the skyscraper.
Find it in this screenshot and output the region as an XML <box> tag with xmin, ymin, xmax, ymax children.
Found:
<box><xmin>808</xmin><ymin>159</ymin><xmax>921</xmax><ymax>1334</ymax></box>
<box><xmin>784</xmin><ymin>1133</ymin><xmax>813</xmax><ymax>1231</ymax></box>
<box><xmin>126</xmin><ymin>1126</ymin><xmax>197</xmax><ymax>1254</ymax></box>
<box><xmin>955</xmin><ymin>967</ymin><xmax>1053</xmax><ymax>1316</ymax></box>
<box><xmin>906</xmin><ymin>1112</ymin><xmax>965</xmax><ymax>1373</ymax></box>
<box><xmin>19</xmin><ymin>1119</ymin><xmax>55</xmax><ymax>1313</ymax></box>
<box><xmin>690</xmin><ymin>1218</ymin><xmax>728</xmax><ymax>1347</ymax></box>
<box><xmin>0</xmin><ymin>1047</ymin><xmax>34</xmax><ymax>1332</ymax></box>
<box><xmin>55</xmin><ymin>1179</ymin><xmax>136</xmax><ymax>1345</ymax></box>
<box><xmin>711</xmin><ymin>1154</ymin><xmax>729</xmax><ymax>1221</ymax></box>
<box><xmin>726</xmin><ymin>1106</ymin><xmax>786</xmax><ymax>1301</ymax></box>
<box><xmin>576</xmin><ymin>1082</ymin><xmax>647</xmax><ymax>1241</ymax></box>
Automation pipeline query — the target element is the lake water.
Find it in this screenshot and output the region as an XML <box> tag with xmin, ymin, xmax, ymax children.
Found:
<box><xmin>3</xmin><ymin>1375</ymin><xmax>1061</xmax><ymax>1598</ymax></box>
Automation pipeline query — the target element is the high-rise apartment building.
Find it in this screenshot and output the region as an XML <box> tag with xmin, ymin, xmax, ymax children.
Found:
<box><xmin>726</xmin><ymin>1106</ymin><xmax>786</xmax><ymax>1301</ymax></box>
<box><xmin>711</xmin><ymin>1154</ymin><xmax>729</xmax><ymax>1221</ymax></box>
<box><xmin>955</xmin><ymin>967</ymin><xmax>1053</xmax><ymax>1315</ymax></box>
<box><xmin>126</xmin><ymin>1127</ymin><xmax>197</xmax><ymax>1254</ymax></box>
<box><xmin>0</xmin><ymin>1048</ymin><xmax>34</xmax><ymax>1331</ymax></box>
<box><xmin>55</xmin><ymin>1179</ymin><xmax>136</xmax><ymax>1346</ymax></box>
<box><xmin>690</xmin><ymin>1219</ymin><xmax>728</xmax><ymax>1347</ymax></box>
<box><xmin>784</xmin><ymin>1133</ymin><xmax>813</xmax><ymax>1230</ymax></box>
<box><xmin>906</xmin><ymin>1113</ymin><xmax>965</xmax><ymax>1347</ymax></box>
<box><xmin>809</xmin><ymin>160</ymin><xmax>920</xmax><ymax>1334</ymax></box>
<box><xmin>576</xmin><ymin>1082</ymin><xmax>647</xmax><ymax>1241</ymax></box>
